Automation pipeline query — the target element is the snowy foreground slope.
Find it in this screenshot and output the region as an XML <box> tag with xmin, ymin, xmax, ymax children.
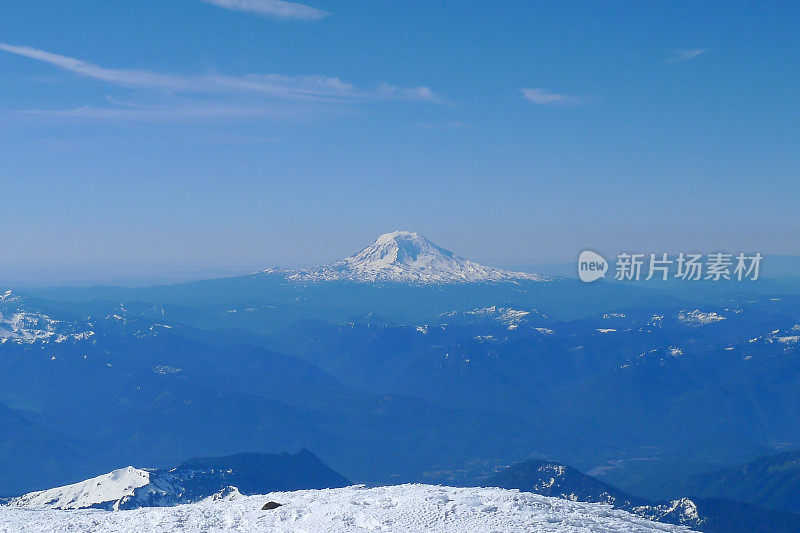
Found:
<box><xmin>0</xmin><ymin>484</ymin><xmax>694</xmax><ymax>532</ymax></box>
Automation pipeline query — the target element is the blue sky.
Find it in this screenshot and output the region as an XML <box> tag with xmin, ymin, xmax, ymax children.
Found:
<box><xmin>1</xmin><ymin>0</ymin><xmax>798</xmax><ymax>283</ymax></box>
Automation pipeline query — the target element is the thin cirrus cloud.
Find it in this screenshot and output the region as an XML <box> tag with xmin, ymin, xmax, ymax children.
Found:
<box><xmin>19</xmin><ymin>102</ymin><xmax>308</xmax><ymax>122</ymax></box>
<box><xmin>520</xmin><ymin>88</ymin><xmax>592</xmax><ymax>106</ymax></box>
<box><xmin>0</xmin><ymin>43</ymin><xmax>440</xmax><ymax>121</ymax></box>
<box><xmin>667</xmin><ymin>48</ymin><xmax>707</xmax><ymax>63</ymax></box>
<box><xmin>197</xmin><ymin>0</ymin><xmax>329</xmax><ymax>21</ymax></box>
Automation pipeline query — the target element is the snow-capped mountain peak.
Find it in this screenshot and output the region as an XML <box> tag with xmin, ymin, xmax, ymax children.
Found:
<box><xmin>349</xmin><ymin>231</ymin><xmax>452</xmax><ymax>261</ymax></box>
<box><xmin>265</xmin><ymin>231</ymin><xmax>549</xmax><ymax>284</ymax></box>
<box><xmin>8</xmin><ymin>467</ymin><xmax>152</xmax><ymax>510</ymax></box>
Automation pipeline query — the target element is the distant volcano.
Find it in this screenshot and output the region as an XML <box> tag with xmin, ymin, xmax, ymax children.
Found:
<box><xmin>261</xmin><ymin>231</ymin><xmax>549</xmax><ymax>284</ymax></box>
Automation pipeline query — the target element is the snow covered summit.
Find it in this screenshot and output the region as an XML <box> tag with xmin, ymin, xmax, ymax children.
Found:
<box><xmin>265</xmin><ymin>231</ymin><xmax>548</xmax><ymax>284</ymax></box>
<box><xmin>7</xmin><ymin>467</ymin><xmax>155</xmax><ymax>510</ymax></box>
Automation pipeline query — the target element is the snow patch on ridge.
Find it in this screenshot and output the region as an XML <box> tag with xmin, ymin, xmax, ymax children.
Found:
<box><xmin>678</xmin><ymin>310</ymin><xmax>726</xmax><ymax>327</ymax></box>
<box><xmin>0</xmin><ymin>310</ymin><xmax>95</xmax><ymax>345</ymax></box>
<box><xmin>635</xmin><ymin>498</ymin><xmax>705</xmax><ymax>529</ymax></box>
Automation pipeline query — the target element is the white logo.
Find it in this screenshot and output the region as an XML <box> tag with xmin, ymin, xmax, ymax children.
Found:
<box><xmin>578</xmin><ymin>250</ymin><xmax>608</xmax><ymax>283</ymax></box>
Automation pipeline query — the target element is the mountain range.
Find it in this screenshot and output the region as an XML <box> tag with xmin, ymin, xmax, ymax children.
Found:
<box><xmin>10</xmin><ymin>451</ymin><xmax>800</xmax><ymax>533</ymax></box>
<box><xmin>2</xmin><ymin>230</ymin><xmax>800</xmax><ymax>532</ymax></box>
<box><xmin>486</xmin><ymin>459</ymin><xmax>800</xmax><ymax>533</ymax></box>
<box><xmin>679</xmin><ymin>449</ymin><xmax>800</xmax><ymax>514</ymax></box>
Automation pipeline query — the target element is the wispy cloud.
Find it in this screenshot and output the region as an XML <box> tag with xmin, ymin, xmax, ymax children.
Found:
<box><xmin>520</xmin><ymin>88</ymin><xmax>592</xmax><ymax>106</ymax></box>
<box><xmin>197</xmin><ymin>0</ymin><xmax>329</xmax><ymax>21</ymax></box>
<box><xmin>376</xmin><ymin>83</ymin><xmax>442</xmax><ymax>103</ymax></box>
<box><xmin>667</xmin><ymin>49</ymin><xmax>707</xmax><ymax>63</ymax></box>
<box><xmin>13</xmin><ymin>102</ymin><xmax>303</xmax><ymax>122</ymax></box>
<box><xmin>0</xmin><ymin>43</ymin><xmax>440</xmax><ymax>121</ymax></box>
